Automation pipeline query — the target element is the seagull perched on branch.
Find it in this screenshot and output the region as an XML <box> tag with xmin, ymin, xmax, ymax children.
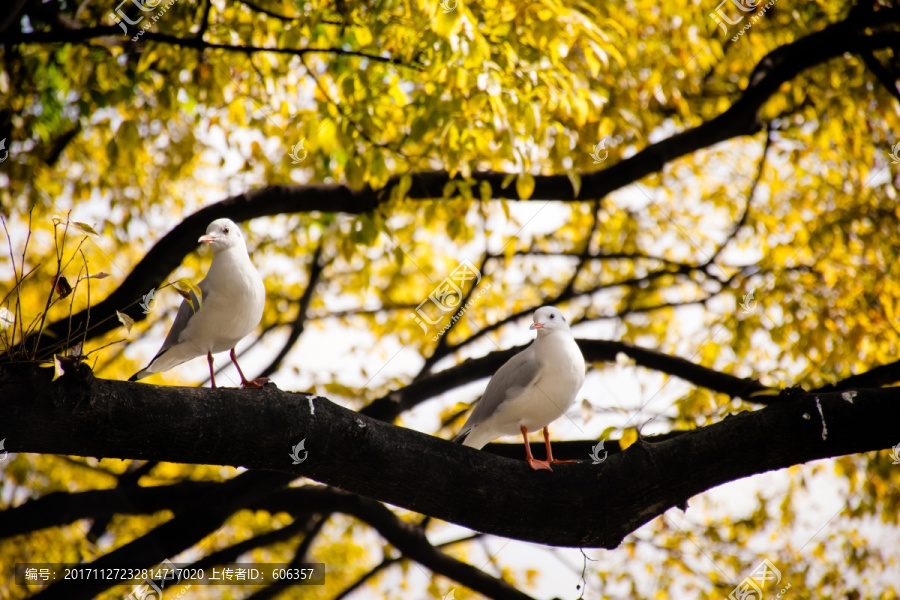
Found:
<box><xmin>453</xmin><ymin>306</ymin><xmax>586</xmax><ymax>470</ymax></box>
<box><xmin>129</xmin><ymin>218</ymin><xmax>268</xmax><ymax>388</ymax></box>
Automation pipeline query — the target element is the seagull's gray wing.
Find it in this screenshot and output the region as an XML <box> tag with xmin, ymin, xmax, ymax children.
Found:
<box><xmin>128</xmin><ymin>280</ymin><xmax>207</xmax><ymax>382</ymax></box>
<box><xmin>129</xmin><ymin>277</ymin><xmax>208</xmax><ymax>377</ymax></box>
<box><xmin>453</xmin><ymin>345</ymin><xmax>542</xmax><ymax>442</ymax></box>
<box><xmin>153</xmin><ymin>278</ymin><xmax>207</xmax><ymax>357</ymax></box>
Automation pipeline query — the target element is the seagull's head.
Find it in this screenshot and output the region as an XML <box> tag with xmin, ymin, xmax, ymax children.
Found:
<box><xmin>530</xmin><ymin>306</ymin><xmax>570</xmax><ymax>335</ymax></box>
<box><xmin>199</xmin><ymin>218</ymin><xmax>246</xmax><ymax>253</ymax></box>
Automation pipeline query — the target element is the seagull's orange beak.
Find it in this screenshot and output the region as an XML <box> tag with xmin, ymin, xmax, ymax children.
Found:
<box><xmin>198</xmin><ymin>234</ymin><xmax>216</xmax><ymax>243</ymax></box>
<box><xmin>530</xmin><ymin>322</ymin><xmax>544</xmax><ymax>330</ymax></box>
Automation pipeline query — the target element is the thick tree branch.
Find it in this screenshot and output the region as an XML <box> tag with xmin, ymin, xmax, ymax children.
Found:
<box><xmin>816</xmin><ymin>357</ymin><xmax>900</xmax><ymax>392</ymax></box>
<box><xmin>86</xmin><ymin>459</ymin><xmax>157</xmax><ymax>542</ymax></box>
<box><xmin>3</xmin><ymin>366</ymin><xmax>896</xmax><ymax>548</ymax></box>
<box><xmin>0</xmin><ymin>480</ymin><xmax>215</xmax><ymax>539</ymax></box>
<box><xmin>0</xmin><ymin>436</ymin><xmax>695</xmax><ymax>540</ymax></box>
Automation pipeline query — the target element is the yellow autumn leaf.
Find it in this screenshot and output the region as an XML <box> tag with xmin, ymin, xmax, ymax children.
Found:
<box><xmin>434</xmin><ymin>2</ymin><xmax>462</xmax><ymax>38</ymax></box>
<box><xmin>117</xmin><ymin>310</ymin><xmax>134</xmax><ymax>333</ymax></box>
<box><xmin>515</xmin><ymin>173</ymin><xmax>535</xmax><ymax>200</ymax></box>
<box><xmin>619</xmin><ymin>428</ymin><xmax>638</xmax><ymax>451</ymax></box>
<box><xmin>173</xmin><ymin>278</ymin><xmax>203</xmax><ymax>313</ymax></box>
<box><xmin>72</xmin><ymin>221</ymin><xmax>100</xmax><ymax>238</ymax></box>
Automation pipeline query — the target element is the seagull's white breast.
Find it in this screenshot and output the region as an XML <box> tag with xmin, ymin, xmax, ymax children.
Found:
<box><xmin>179</xmin><ymin>249</ymin><xmax>265</xmax><ymax>354</ymax></box>
<box><xmin>473</xmin><ymin>331</ymin><xmax>586</xmax><ymax>442</ymax></box>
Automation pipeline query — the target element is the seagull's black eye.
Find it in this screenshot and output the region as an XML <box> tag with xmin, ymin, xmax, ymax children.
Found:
<box><xmin>223</xmin><ymin>227</ymin><xmax>230</xmax><ymax>234</ymax></box>
<box><xmin>550</xmin><ymin>314</ymin><xmax>555</xmax><ymax>319</ymax></box>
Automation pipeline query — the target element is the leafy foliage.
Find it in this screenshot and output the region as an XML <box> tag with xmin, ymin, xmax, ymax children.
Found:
<box><xmin>2</xmin><ymin>0</ymin><xmax>900</xmax><ymax>597</ymax></box>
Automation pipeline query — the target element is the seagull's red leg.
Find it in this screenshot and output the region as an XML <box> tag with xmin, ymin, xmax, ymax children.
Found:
<box><xmin>521</xmin><ymin>425</ymin><xmax>552</xmax><ymax>471</ymax></box>
<box><xmin>230</xmin><ymin>348</ymin><xmax>269</xmax><ymax>389</ymax></box>
<box><xmin>207</xmin><ymin>352</ymin><xmax>217</xmax><ymax>388</ymax></box>
<box><xmin>543</xmin><ymin>427</ymin><xmax>575</xmax><ymax>464</ymax></box>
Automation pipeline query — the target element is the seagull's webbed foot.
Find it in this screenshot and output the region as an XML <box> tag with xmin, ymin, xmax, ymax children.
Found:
<box><xmin>527</xmin><ymin>457</ymin><xmax>553</xmax><ymax>471</ymax></box>
<box><xmin>230</xmin><ymin>349</ymin><xmax>268</xmax><ymax>389</ymax></box>
<box><xmin>240</xmin><ymin>377</ymin><xmax>270</xmax><ymax>389</ymax></box>
<box><xmin>522</xmin><ymin>425</ymin><xmax>554</xmax><ymax>472</ymax></box>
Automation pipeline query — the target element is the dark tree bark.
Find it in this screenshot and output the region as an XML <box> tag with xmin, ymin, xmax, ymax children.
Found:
<box><xmin>2</xmin><ymin>365</ymin><xmax>897</xmax><ymax>549</ymax></box>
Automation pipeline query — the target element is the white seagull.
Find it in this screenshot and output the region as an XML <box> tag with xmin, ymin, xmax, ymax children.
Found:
<box><xmin>129</xmin><ymin>218</ymin><xmax>268</xmax><ymax>388</ymax></box>
<box><xmin>453</xmin><ymin>306</ymin><xmax>586</xmax><ymax>470</ymax></box>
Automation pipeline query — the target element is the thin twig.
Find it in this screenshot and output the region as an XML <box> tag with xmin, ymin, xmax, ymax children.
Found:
<box><xmin>1</xmin><ymin>214</ymin><xmax>21</xmax><ymax>349</ymax></box>
<box><xmin>17</xmin><ymin>209</ymin><xmax>34</xmax><ymax>346</ymax></box>
<box><xmin>79</xmin><ymin>248</ymin><xmax>91</xmax><ymax>353</ymax></box>
<box><xmin>33</xmin><ymin>214</ymin><xmax>70</xmax><ymax>356</ymax></box>
<box><xmin>86</xmin><ymin>338</ymin><xmax>126</xmax><ymax>357</ymax></box>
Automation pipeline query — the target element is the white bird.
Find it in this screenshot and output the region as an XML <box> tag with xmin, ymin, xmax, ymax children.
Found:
<box><xmin>453</xmin><ymin>306</ymin><xmax>586</xmax><ymax>471</ymax></box>
<box><xmin>129</xmin><ymin>218</ymin><xmax>268</xmax><ymax>388</ymax></box>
